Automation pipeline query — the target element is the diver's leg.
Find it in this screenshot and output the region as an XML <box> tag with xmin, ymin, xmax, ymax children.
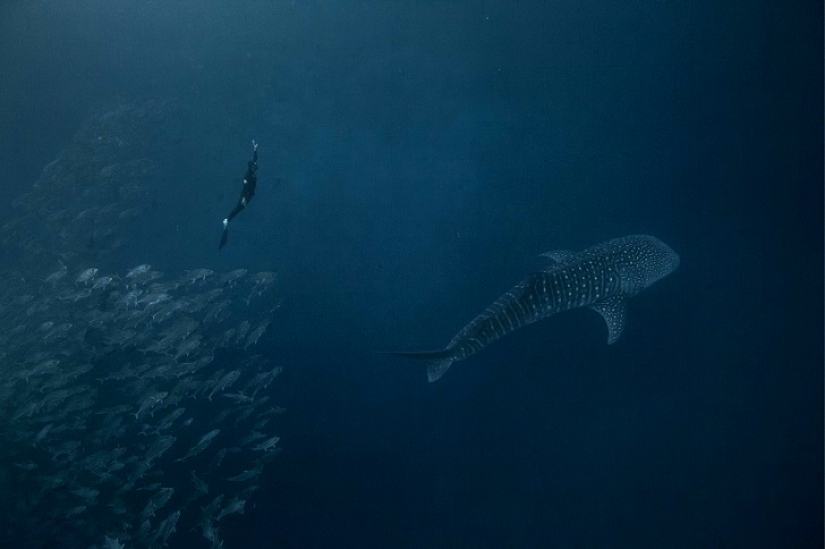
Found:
<box><xmin>220</xmin><ymin>199</ymin><xmax>248</xmax><ymax>250</ymax></box>
<box><xmin>226</xmin><ymin>198</ymin><xmax>246</xmax><ymax>224</ymax></box>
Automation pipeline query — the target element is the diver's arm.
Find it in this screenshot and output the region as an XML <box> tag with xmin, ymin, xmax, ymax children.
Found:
<box><xmin>252</xmin><ymin>140</ymin><xmax>258</xmax><ymax>164</ymax></box>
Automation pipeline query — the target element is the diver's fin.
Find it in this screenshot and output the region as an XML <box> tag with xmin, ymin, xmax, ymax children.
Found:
<box><xmin>219</xmin><ymin>220</ymin><xmax>229</xmax><ymax>250</ymax></box>
<box><xmin>387</xmin><ymin>349</ymin><xmax>455</xmax><ymax>382</ymax></box>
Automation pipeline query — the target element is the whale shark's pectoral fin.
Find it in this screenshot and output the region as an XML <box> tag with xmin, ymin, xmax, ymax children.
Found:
<box><xmin>540</xmin><ymin>250</ymin><xmax>574</xmax><ymax>271</ymax></box>
<box><xmin>589</xmin><ymin>295</ymin><xmax>627</xmax><ymax>344</ymax></box>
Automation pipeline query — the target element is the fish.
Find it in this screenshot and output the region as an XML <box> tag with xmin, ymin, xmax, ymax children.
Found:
<box><xmin>75</xmin><ymin>268</ymin><xmax>98</xmax><ymax>285</ymax></box>
<box><xmin>134</xmin><ymin>391</ymin><xmax>168</xmax><ymax>419</ymax></box>
<box><xmin>219</xmin><ymin>268</ymin><xmax>247</xmax><ymax>286</ymax></box>
<box><xmin>207</xmin><ymin>370</ymin><xmax>241</xmax><ymax>401</ymax></box>
<box><xmin>153</xmin><ymin>509</ymin><xmax>180</xmax><ymax>544</ymax></box>
<box><xmin>252</xmin><ymin>435</ymin><xmax>280</xmax><ymax>452</ymax></box>
<box><xmin>125</xmin><ymin>264</ymin><xmax>151</xmax><ymax>278</ymax></box>
<box><xmin>243</xmin><ymin>318</ymin><xmax>271</xmax><ymax>349</ymax></box>
<box><xmin>43</xmin><ymin>266</ymin><xmax>68</xmax><ymax>284</ymax></box>
<box><xmin>391</xmin><ymin>235</ymin><xmax>679</xmax><ymax>382</ymax></box>
<box><xmin>191</xmin><ymin>471</ymin><xmax>209</xmax><ymax>494</ymax></box>
<box><xmin>175</xmin><ymin>429</ymin><xmax>220</xmax><ymax>462</ymax></box>
<box><xmin>227</xmin><ymin>464</ymin><xmax>262</xmax><ymax>482</ymax></box>
<box><xmin>140</xmin><ymin>486</ymin><xmax>173</xmax><ymax>519</ymax></box>
<box><xmin>216</xmin><ymin>497</ymin><xmax>245</xmax><ymax>521</ymax></box>
<box><xmin>101</xmin><ymin>536</ymin><xmax>125</xmax><ymax>549</ymax></box>
<box><xmin>137</xmin><ymin>291</ymin><xmax>171</xmax><ymax>307</ymax></box>
<box><xmin>181</xmin><ymin>269</ymin><xmax>213</xmax><ymax>285</ymax></box>
<box><xmin>91</xmin><ymin>275</ymin><xmax>115</xmax><ymax>290</ymax></box>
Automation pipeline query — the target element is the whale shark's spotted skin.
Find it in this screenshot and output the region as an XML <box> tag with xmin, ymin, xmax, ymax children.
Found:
<box><xmin>393</xmin><ymin>235</ymin><xmax>680</xmax><ymax>382</ymax></box>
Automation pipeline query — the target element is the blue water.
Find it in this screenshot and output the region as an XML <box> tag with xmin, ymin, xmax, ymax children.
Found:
<box><xmin>0</xmin><ymin>1</ymin><xmax>821</xmax><ymax>547</ymax></box>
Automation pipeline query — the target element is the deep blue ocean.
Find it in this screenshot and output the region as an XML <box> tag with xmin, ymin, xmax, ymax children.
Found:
<box><xmin>0</xmin><ymin>1</ymin><xmax>821</xmax><ymax>547</ymax></box>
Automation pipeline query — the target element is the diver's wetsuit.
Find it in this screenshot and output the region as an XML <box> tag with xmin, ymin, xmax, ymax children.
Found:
<box><xmin>219</xmin><ymin>143</ymin><xmax>258</xmax><ymax>250</ymax></box>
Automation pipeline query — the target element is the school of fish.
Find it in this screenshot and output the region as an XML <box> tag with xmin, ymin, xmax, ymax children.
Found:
<box><xmin>0</xmin><ymin>103</ymin><xmax>283</xmax><ymax>548</ymax></box>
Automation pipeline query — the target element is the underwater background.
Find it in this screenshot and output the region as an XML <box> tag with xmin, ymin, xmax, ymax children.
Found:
<box><xmin>0</xmin><ymin>1</ymin><xmax>821</xmax><ymax>547</ymax></box>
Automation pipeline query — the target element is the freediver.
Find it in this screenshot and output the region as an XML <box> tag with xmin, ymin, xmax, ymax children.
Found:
<box><xmin>219</xmin><ymin>140</ymin><xmax>258</xmax><ymax>250</ymax></box>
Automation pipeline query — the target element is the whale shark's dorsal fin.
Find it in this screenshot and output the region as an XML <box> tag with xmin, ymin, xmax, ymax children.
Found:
<box><xmin>589</xmin><ymin>295</ymin><xmax>627</xmax><ymax>344</ymax></box>
<box><xmin>540</xmin><ymin>250</ymin><xmax>575</xmax><ymax>271</ymax></box>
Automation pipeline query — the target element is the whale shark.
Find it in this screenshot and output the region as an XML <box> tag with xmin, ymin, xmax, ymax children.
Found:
<box><xmin>391</xmin><ymin>235</ymin><xmax>679</xmax><ymax>382</ymax></box>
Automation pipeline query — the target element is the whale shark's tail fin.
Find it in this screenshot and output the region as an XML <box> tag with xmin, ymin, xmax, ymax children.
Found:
<box><xmin>388</xmin><ymin>349</ymin><xmax>455</xmax><ymax>382</ymax></box>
